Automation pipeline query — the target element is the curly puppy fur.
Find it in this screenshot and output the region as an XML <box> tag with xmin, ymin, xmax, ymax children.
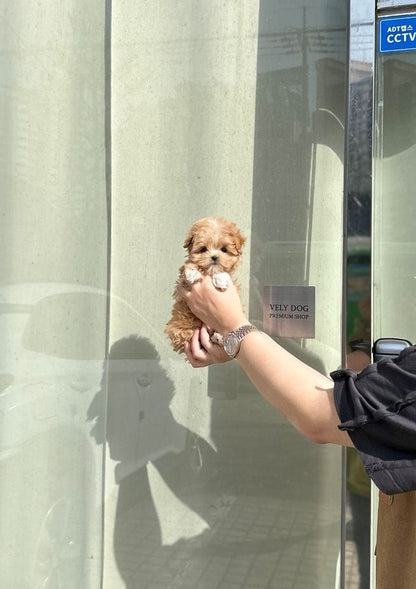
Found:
<box><xmin>165</xmin><ymin>216</ymin><xmax>245</xmax><ymax>354</ymax></box>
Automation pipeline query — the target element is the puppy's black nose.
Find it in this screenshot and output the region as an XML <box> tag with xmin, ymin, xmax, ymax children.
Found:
<box><xmin>211</xmin><ymin>255</ymin><xmax>219</xmax><ymax>263</ymax></box>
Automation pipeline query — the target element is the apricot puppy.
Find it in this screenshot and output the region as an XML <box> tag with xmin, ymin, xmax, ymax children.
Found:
<box><xmin>165</xmin><ymin>216</ymin><xmax>245</xmax><ymax>354</ymax></box>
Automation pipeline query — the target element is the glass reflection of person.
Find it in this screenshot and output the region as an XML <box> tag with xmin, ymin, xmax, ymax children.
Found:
<box><xmin>88</xmin><ymin>336</ymin><xmax>213</xmax><ymax>588</ymax></box>
<box><xmin>181</xmin><ymin>276</ymin><xmax>416</xmax><ymax>589</ymax></box>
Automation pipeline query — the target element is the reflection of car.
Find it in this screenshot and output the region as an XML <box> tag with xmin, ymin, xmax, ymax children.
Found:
<box><xmin>0</xmin><ymin>284</ymin><xmax>109</xmax><ymax>588</ymax></box>
<box><xmin>0</xmin><ymin>284</ymin><xmax>107</xmax><ymax>457</ymax></box>
<box><xmin>0</xmin><ymin>283</ymin><xmax>193</xmax><ymax>588</ymax></box>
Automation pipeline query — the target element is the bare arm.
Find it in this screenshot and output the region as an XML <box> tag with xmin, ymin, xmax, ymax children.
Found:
<box><xmin>182</xmin><ymin>277</ymin><xmax>353</xmax><ymax>447</ymax></box>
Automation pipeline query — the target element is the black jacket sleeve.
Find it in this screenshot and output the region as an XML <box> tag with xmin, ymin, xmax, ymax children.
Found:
<box><xmin>331</xmin><ymin>346</ymin><xmax>416</xmax><ymax>495</ymax></box>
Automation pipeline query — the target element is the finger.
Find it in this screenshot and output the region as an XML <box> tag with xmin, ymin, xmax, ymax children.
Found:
<box><xmin>199</xmin><ymin>325</ymin><xmax>214</xmax><ymax>351</ymax></box>
<box><xmin>189</xmin><ymin>328</ymin><xmax>209</xmax><ymax>360</ymax></box>
<box><xmin>184</xmin><ymin>339</ymin><xmax>210</xmax><ymax>368</ymax></box>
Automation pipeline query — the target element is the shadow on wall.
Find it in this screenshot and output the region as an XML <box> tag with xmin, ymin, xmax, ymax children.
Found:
<box><xmin>88</xmin><ymin>335</ymin><xmax>216</xmax><ymax>587</ymax></box>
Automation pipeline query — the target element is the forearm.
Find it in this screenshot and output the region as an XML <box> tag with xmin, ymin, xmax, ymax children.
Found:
<box><xmin>183</xmin><ymin>277</ymin><xmax>352</xmax><ymax>447</ymax></box>
<box><xmin>235</xmin><ymin>330</ymin><xmax>352</xmax><ymax>447</ymax></box>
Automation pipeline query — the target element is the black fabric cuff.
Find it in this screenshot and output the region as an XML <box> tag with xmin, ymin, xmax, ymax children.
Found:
<box><xmin>331</xmin><ymin>346</ymin><xmax>416</xmax><ymax>495</ymax></box>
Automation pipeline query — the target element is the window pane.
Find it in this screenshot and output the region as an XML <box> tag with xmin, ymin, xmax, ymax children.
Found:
<box><xmin>1</xmin><ymin>1</ymin><xmax>349</xmax><ymax>587</ymax></box>
<box><xmin>374</xmin><ymin>51</ymin><xmax>416</xmax><ymax>343</ymax></box>
<box><xmin>0</xmin><ymin>2</ymin><xmax>108</xmax><ymax>586</ymax></box>
<box><xmin>105</xmin><ymin>2</ymin><xmax>347</xmax><ymax>588</ymax></box>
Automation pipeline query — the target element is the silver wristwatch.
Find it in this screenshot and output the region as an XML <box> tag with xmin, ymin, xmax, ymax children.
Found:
<box><xmin>223</xmin><ymin>323</ymin><xmax>258</xmax><ymax>358</ymax></box>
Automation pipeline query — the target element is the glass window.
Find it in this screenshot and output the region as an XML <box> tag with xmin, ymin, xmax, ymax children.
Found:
<box><xmin>0</xmin><ymin>3</ymin><xmax>108</xmax><ymax>587</ymax></box>
<box><xmin>107</xmin><ymin>2</ymin><xmax>347</xmax><ymax>588</ymax></box>
<box><xmin>0</xmin><ymin>1</ymin><xmax>349</xmax><ymax>587</ymax></box>
<box><xmin>374</xmin><ymin>50</ymin><xmax>416</xmax><ymax>343</ymax></box>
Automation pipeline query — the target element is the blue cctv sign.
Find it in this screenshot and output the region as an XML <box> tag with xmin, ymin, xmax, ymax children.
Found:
<box><xmin>379</xmin><ymin>15</ymin><xmax>416</xmax><ymax>53</ymax></box>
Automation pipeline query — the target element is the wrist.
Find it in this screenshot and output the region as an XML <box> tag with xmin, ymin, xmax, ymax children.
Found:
<box><xmin>223</xmin><ymin>322</ymin><xmax>258</xmax><ymax>358</ymax></box>
<box><xmin>220</xmin><ymin>316</ymin><xmax>249</xmax><ymax>338</ymax></box>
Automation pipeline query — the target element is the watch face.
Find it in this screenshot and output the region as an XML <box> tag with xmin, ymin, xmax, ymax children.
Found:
<box><xmin>224</xmin><ymin>333</ymin><xmax>238</xmax><ymax>357</ymax></box>
<box><xmin>224</xmin><ymin>324</ymin><xmax>256</xmax><ymax>357</ymax></box>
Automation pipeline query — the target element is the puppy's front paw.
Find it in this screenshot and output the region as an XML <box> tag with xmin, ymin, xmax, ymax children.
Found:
<box><xmin>212</xmin><ymin>272</ymin><xmax>231</xmax><ymax>291</ymax></box>
<box><xmin>184</xmin><ymin>268</ymin><xmax>202</xmax><ymax>284</ymax></box>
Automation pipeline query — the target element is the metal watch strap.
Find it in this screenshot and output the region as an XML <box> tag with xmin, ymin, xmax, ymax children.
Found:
<box><xmin>224</xmin><ymin>323</ymin><xmax>258</xmax><ymax>358</ymax></box>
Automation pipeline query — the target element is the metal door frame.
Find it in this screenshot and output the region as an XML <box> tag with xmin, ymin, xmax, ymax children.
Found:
<box><xmin>343</xmin><ymin>1</ymin><xmax>414</xmax><ymax>587</ymax></box>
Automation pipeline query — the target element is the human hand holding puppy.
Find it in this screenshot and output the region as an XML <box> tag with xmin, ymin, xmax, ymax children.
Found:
<box><xmin>181</xmin><ymin>278</ymin><xmax>248</xmax><ymax>367</ymax></box>
<box><xmin>182</xmin><ymin>276</ymin><xmax>247</xmax><ymax>336</ymax></box>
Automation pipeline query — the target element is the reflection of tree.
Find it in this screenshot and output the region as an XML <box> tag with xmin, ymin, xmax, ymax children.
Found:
<box><xmin>87</xmin><ymin>335</ymin><xmax>214</xmax><ymax>588</ymax></box>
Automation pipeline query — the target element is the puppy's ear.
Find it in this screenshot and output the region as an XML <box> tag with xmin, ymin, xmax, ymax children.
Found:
<box><xmin>184</xmin><ymin>219</ymin><xmax>202</xmax><ymax>249</ymax></box>
<box><xmin>183</xmin><ymin>229</ymin><xmax>194</xmax><ymax>250</ymax></box>
<box><xmin>231</xmin><ymin>231</ymin><xmax>245</xmax><ymax>255</ymax></box>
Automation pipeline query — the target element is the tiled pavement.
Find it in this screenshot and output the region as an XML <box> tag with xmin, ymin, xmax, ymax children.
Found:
<box><xmin>109</xmin><ymin>489</ymin><xmax>365</xmax><ymax>588</ymax></box>
<box><xmin>106</xmin><ymin>389</ymin><xmax>368</xmax><ymax>588</ymax></box>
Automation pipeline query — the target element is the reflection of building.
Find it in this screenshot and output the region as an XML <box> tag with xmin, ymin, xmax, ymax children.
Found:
<box><xmin>1</xmin><ymin>2</ymin><xmax>415</xmax><ymax>588</ymax></box>
<box><xmin>382</xmin><ymin>58</ymin><xmax>416</xmax><ymax>155</ymax></box>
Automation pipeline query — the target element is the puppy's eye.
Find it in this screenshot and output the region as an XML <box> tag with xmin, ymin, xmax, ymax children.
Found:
<box><xmin>221</xmin><ymin>247</ymin><xmax>227</xmax><ymax>253</ymax></box>
<box><xmin>199</xmin><ymin>246</ymin><xmax>208</xmax><ymax>253</ymax></box>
